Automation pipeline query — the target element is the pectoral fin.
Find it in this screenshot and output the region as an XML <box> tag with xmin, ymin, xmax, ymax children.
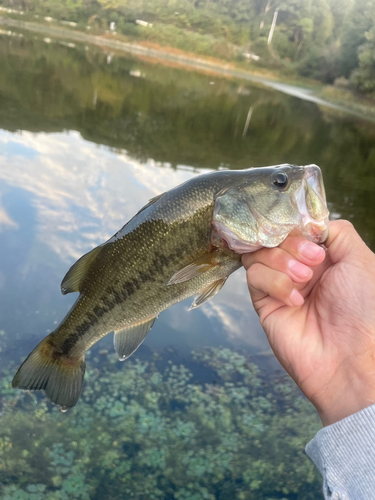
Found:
<box><xmin>114</xmin><ymin>317</ymin><xmax>156</xmax><ymax>361</ymax></box>
<box><xmin>61</xmin><ymin>246</ymin><xmax>103</xmax><ymax>295</ymax></box>
<box><xmin>189</xmin><ymin>278</ymin><xmax>227</xmax><ymax>310</ymax></box>
<box><xmin>167</xmin><ymin>252</ymin><xmax>221</xmax><ymax>286</ymax></box>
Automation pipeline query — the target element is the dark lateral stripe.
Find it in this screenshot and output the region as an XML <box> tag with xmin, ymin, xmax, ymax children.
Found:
<box><xmin>59</xmin><ymin>248</ymin><xmax>188</xmax><ymax>355</ymax></box>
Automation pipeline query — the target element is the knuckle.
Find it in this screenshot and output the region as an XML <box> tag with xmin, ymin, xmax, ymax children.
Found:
<box><xmin>267</xmin><ymin>247</ymin><xmax>282</xmax><ymax>262</ymax></box>
<box><xmin>241</xmin><ymin>253</ymin><xmax>254</xmax><ymax>269</ymax></box>
<box><xmin>246</xmin><ymin>263</ymin><xmax>264</xmax><ymax>283</ymax></box>
<box><xmin>269</xmin><ymin>247</ymin><xmax>288</xmax><ymax>268</ymax></box>
<box><xmin>336</xmin><ymin>220</ymin><xmax>358</xmax><ymax>245</ymax></box>
<box><xmin>247</xmin><ymin>262</ymin><xmax>264</xmax><ymax>275</ymax></box>
<box><xmin>336</xmin><ymin>219</ymin><xmax>354</xmax><ymax>232</ymax></box>
<box><xmin>279</xmin><ymin>235</ymin><xmax>302</xmax><ymax>253</ymax></box>
<box><xmin>273</xmin><ymin>273</ymin><xmax>292</xmax><ymax>295</ymax></box>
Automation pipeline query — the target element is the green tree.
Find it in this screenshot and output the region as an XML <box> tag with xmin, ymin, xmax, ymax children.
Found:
<box><xmin>351</xmin><ymin>24</ymin><xmax>375</xmax><ymax>92</ymax></box>
<box><xmin>338</xmin><ymin>0</ymin><xmax>374</xmax><ymax>77</ymax></box>
<box><xmin>1</xmin><ymin>0</ymin><xmax>375</xmax><ymax>93</ymax></box>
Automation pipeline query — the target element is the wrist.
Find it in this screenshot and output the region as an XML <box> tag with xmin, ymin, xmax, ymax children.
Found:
<box><xmin>315</xmin><ymin>367</ymin><xmax>375</xmax><ymax>426</ymax></box>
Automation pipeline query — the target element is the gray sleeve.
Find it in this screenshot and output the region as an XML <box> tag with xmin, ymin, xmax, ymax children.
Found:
<box><xmin>305</xmin><ymin>404</ymin><xmax>375</xmax><ymax>499</ymax></box>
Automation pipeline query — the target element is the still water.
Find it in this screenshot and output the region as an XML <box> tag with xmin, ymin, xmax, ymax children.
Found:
<box><xmin>0</xmin><ymin>32</ymin><xmax>375</xmax><ymax>499</ymax></box>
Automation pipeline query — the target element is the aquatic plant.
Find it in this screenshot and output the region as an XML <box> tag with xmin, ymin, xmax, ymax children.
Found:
<box><xmin>0</xmin><ymin>347</ymin><xmax>322</xmax><ymax>499</ymax></box>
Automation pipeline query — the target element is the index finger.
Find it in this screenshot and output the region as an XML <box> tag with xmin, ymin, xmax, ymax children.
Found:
<box><xmin>242</xmin><ymin>236</ymin><xmax>326</xmax><ymax>271</ymax></box>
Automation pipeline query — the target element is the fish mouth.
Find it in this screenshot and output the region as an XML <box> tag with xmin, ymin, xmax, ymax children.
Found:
<box><xmin>293</xmin><ymin>165</ymin><xmax>329</xmax><ymax>243</ymax></box>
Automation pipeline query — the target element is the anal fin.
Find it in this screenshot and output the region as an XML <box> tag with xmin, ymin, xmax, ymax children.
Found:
<box><xmin>114</xmin><ymin>317</ymin><xmax>156</xmax><ymax>361</ymax></box>
<box><xmin>189</xmin><ymin>278</ymin><xmax>227</xmax><ymax>310</ymax></box>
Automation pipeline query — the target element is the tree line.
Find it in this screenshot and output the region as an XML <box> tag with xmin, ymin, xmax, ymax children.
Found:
<box><xmin>1</xmin><ymin>0</ymin><xmax>375</xmax><ymax>93</ymax></box>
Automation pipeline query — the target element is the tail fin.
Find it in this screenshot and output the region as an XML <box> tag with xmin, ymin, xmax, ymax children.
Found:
<box><xmin>12</xmin><ymin>336</ymin><xmax>86</xmax><ymax>410</ymax></box>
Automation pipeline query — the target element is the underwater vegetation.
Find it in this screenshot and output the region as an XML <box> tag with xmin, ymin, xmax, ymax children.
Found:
<box><xmin>0</xmin><ymin>343</ymin><xmax>323</xmax><ymax>499</ymax></box>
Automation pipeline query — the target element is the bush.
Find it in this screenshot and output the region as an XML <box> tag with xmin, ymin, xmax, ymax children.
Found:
<box><xmin>298</xmin><ymin>44</ymin><xmax>340</xmax><ymax>83</ymax></box>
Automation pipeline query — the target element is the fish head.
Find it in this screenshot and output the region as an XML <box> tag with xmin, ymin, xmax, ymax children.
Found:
<box><xmin>212</xmin><ymin>164</ymin><xmax>329</xmax><ymax>253</ymax></box>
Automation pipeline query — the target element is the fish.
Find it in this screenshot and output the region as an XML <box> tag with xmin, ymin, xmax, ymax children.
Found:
<box><xmin>12</xmin><ymin>164</ymin><xmax>329</xmax><ymax>410</ymax></box>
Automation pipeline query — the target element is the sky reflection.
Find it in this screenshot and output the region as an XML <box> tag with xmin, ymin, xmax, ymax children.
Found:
<box><xmin>0</xmin><ymin>128</ymin><xmax>269</xmax><ymax>369</ymax></box>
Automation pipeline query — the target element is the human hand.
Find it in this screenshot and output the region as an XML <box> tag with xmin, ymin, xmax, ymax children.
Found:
<box><xmin>242</xmin><ymin>220</ymin><xmax>375</xmax><ymax>426</ymax></box>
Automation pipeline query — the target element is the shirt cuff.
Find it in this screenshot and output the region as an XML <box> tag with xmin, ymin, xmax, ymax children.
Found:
<box><xmin>306</xmin><ymin>404</ymin><xmax>375</xmax><ymax>499</ymax></box>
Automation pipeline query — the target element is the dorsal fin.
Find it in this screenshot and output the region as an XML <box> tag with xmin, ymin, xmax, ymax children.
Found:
<box><xmin>135</xmin><ymin>193</ymin><xmax>164</xmax><ymax>216</ymax></box>
<box><xmin>61</xmin><ymin>246</ymin><xmax>103</xmax><ymax>295</ymax></box>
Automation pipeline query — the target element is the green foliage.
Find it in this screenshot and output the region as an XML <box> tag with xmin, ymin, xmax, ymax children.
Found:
<box><xmin>350</xmin><ymin>7</ymin><xmax>375</xmax><ymax>94</ymax></box>
<box><xmin>0</xmin><ymin>0</ymin><xmax>372</xmax><ymax>95</ymax></box>
<box><xmin>298</xmin><ymin>43</ymin><xmax>340</xmax><ymax>83</ymax></box>
<box><xmin>337</xmin><ymin>0</ymin><xmax>374</xmax><ymax>78</ymax></box>
<box><xmin>1</xmin><ymin>0</ymin><xmax>375</xmax><ymax>92</ymax></box>
<box><xmin>0</xmin><ymin>348</ymin><xmax>322</xmax><ymax>499</ymax></box>
<box><xmin>272</xmin><ymin>0</ymin><xmax>333</xmax><ymax>61</ymax></box>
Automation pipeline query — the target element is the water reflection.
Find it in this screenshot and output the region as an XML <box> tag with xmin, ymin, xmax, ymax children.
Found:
<box><xmin>0</xmin><ymin>128</ymin><xmax>266</xmax><ymax>369</ymax></box>
<box><xmin>1</xmin><ymin>32</ymin><xmax>375</xmax><ymax>372</ymax></box>
<box><xmin>0</xmin><ymin>129</ymin><xmax>199</xmax><ymax>261</ymax></box>
<box><xmin>1</xmin><ymin>28</ymin><xmax>375</xmax><ymax>500</ymax></box>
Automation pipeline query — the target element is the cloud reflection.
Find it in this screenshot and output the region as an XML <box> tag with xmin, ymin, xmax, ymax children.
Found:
<box><xmin>0</xmin><ymin>195</ymin><xmax>18</xmax><ymax>231</ymax></box>
<box><xmin>0</xmin><ymin>128</ymin><xmax>269</xmax><ymax>353</ymax></box>
<box><xmin>0</xmin><ymin>129</ymin><xmax>204</xmax><ymax>259</ymax></box>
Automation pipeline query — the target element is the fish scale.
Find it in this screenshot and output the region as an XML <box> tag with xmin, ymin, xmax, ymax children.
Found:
<box><xmin>12</xmin><ymin>164</ymin><xmax>329</xmax><ymax>409</ymax></box>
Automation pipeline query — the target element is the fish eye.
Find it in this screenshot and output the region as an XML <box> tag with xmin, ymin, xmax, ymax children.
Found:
<box><xmin>272</xmin><ymin>171</ymin><xmax>288</xmax><ymax>189</ymax></box>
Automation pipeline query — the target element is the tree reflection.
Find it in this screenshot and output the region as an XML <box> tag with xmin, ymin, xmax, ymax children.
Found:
<box><xmin>0</xmin><ymin>34</ymin><xmax>374</xmax><ymax>248</ymax></box>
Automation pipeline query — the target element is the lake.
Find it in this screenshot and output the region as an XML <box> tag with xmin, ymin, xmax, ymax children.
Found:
<box><xmin>0</xmin><ymin>30</ymin><xmax>374</xmax><ymax>500</ymax></box>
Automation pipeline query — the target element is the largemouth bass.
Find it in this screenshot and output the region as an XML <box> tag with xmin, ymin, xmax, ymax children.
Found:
<box><xmin>12</xmin><ymin>164</ymin><xmax>329</xmax><ymax>410</ymax></box>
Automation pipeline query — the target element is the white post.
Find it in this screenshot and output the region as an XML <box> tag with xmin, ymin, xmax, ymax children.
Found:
<box><xmin>267</xmin><ymin>8</ymin><xmax>279</xmax><ymax>45</ymax></box>
<box><xmin>242</xmin><ymin>106</ymin><xmax>254</xmax><ymax>138</ymax></box>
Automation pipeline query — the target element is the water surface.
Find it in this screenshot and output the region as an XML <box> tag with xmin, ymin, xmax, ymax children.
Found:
<box><xmin>0</xmin><ymin>32</ymin><xmax>375</xmax><ymax>499</ymax></box>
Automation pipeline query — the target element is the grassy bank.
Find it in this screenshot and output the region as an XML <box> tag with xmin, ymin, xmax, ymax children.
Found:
<box><xmin>1</xmin><ymin>12</ymin><xmax>375</xmax><ymax>122</ymax></box>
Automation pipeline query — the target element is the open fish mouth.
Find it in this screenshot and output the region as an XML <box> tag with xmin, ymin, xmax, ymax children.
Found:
<box><xmin>212</xmin><ymin>164</ymin><xmax>330</xmax><ymax>253</ymax></box>
<box><xmin>292</xmin><ymin>164</ymin><xmax>329</xmax><ymax>243</ymax></box>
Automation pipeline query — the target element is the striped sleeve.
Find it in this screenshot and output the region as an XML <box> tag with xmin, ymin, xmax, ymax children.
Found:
<box><xmin>306</xmin><ymin>404</ymin><xmax>375</xmax><ymax>499</ymax></box>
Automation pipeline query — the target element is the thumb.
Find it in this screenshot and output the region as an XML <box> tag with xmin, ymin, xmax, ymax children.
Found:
<box><xmin>325</xmin><ymin>220</ymin><xmax>370</xmax><ymax>264</ymax></box>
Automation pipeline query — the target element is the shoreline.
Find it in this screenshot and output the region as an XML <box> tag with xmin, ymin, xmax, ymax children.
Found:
<box><xmin>1</xmin><ymin>16</ymin><xmax>375</xmax><ymax>123</ymax></box>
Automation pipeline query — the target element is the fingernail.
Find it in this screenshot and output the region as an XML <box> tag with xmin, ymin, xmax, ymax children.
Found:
<box><xmin>300</xmin><ymin>242</ymin><xmax>325</xmax><ymax>260</ymax></box>
<box><xmin>288</xmin><ymin>260</ymin><xmax>311</xmax><ymax>279</ymax></box>
<box><xmin>290</xmin><ymin>289</ymin><xmax>304</xmax><ymax>306</ymax></box>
